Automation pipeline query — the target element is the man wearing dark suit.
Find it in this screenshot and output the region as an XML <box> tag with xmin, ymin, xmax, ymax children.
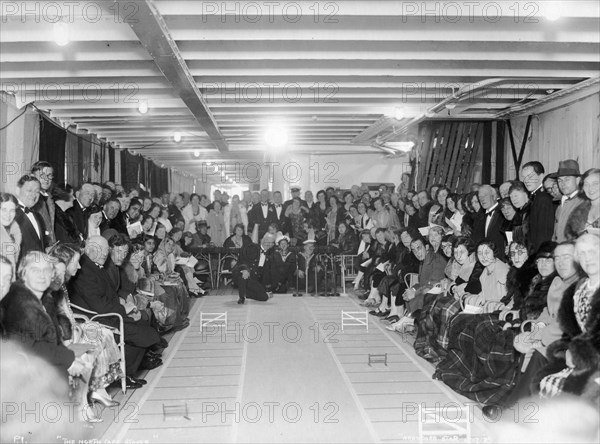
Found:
<box><xmin>271</xmin><ymin>191</ymin><xmax>290</xmax><ymax>235</ymax></box>
<box><xmin>68</xmin><ymin>183</ymin><xmax>96</xmax><ymax>237</ymax></box>
<box><xmin>100</xmin><ymin>198</ymin><xmax>121</xmax><ymax>234</ymax></box>
<box><xmin>474</xmin><ymin>185</ymin><xmax>507</xmax><ymax>261</ymax></box>
<box><xmin>282</xmin><ymin>187</ymin><xmax>307</xmax><ymax>214</ymax></box>
<box><xmin>68</xmin><ymin>236</ymin><xmax>162</xmax><ymax>380</ymax></box>
<box><xmin>520</xmin><ymin>162</ymin><xmax>556</xmax><ymax>253</ymax></box>
<box><xmin>15</xmin><ymin>175</ymin><xmax>48</xmax><ymax>260</ymax></box>
<box><xmin>31</xmin><ymin>161</ymin><xmax>56</xmax><ymax>244</ymax></box>
<box><xmin>247</xmin><ymin>189</ymin><xmax>276</xmax><ymax>241</ymax></box>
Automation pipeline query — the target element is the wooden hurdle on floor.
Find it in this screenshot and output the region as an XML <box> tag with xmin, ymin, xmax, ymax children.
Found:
<box><xmin>417</xmin><ymin>405</ymin><xmax>471</xmax><ymax>442</ymax></box>
<box><xmin>341</xmin><ymin>311</ymin><xmax>368</xmax><ymax>331</ymax></box>
<box><xmin>200</xmin><ymin>312</ymin><xmax>228</xmax><ymax>332</ymax></box>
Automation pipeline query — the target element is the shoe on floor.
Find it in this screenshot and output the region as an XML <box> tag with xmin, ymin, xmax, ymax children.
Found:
<box><xmin>386</xmin><ymin>316</ymin><xmax>414</xmax><ymax>332</ymax></box>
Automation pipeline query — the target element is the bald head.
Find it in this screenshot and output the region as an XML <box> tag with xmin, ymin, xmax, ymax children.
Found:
<box><xmin>261</xmin><ymin>233</ymin><xmax>276</xmax><ymax>251</ymax></box>
<box><xmin>85</xmin><ymin>236</ymin><xmax>109</xmax><ymax>266</ymax></box>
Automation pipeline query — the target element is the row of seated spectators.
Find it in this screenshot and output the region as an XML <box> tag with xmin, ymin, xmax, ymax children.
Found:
<box><xmin>347</xmin><ymin>160</ymin><xmax>599</xmax><ymax>423</ymax></box>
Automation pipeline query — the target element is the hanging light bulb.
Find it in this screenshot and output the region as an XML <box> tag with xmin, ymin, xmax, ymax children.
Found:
<box><xmin>173</xmin><ymin>132</ymin><xmax>182</xmax><ymax>143</ymax></box>
<box><xmin>138</xmin><ymin>100</ymin><xmax>149</xmax><ymax>114</ymax></box>
<box><xmin>394</xmin><ymin>107</ymin><xmax>405</xmax><ymax>120</ymax></box>
<box><xmin>193</xmin><ymin>150</ymin><xmax>200</xmax><ymax>157</ymax></box>
<box><xmin>264</xmin><ymin>125</ymin><xmax>288</xmax><ymax>149</ymax></box>
<box><xmin>53</xmin><ymin>22</ymin><xmax>70</xmax><ymax>46</ymax></box>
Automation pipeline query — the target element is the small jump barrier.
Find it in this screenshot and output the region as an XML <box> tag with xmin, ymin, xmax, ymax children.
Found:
<box><xmin>200</xmin><ymin>312</ymin><xmax>228</xmax><ymax>332</ymax></box>
<box><xmin>341</xmin><ymin>311</ymin><xmax>368</xmax><ymax>331</ymax></box>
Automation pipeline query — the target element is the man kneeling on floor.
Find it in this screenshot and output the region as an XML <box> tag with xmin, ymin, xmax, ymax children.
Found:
<box><xmin>232</xmin><ymin>234</ymin><xmax>276</xmax><ymax>304</ymax></box>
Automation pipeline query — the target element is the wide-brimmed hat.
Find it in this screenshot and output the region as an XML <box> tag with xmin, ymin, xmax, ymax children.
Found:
<box><xmin>556</xmin><ymin>159</ymin><xmax>581</xmax><ymax>177</ymax></box>
<box><xmin>360</xmin><ymin>229</ymin><xmax>371</xmax><ymax>236</ymax></box>
<box><xmin>303</xmin><ymin>239</ymin><xmax>316</xmax><ymax>245</ymax></box>
<box><xmin>290</xmin><ymin>186</ymin><xmax>301</xmax><ymax>192</ymax></box>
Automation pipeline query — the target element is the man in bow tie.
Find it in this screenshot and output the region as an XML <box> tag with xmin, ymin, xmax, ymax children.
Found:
<box><xmin>31</xmin><ymin>161</ymin><xmax>56</xmax><ymax>244</ymax></box>
<box><xmin>474</xmin><ymin>185</ymin><xmax>507</xmax><ymax>261</ymax></box>
<box><xmin>67</xmin><ymin>183</ymin><xmax>96</xmax><ymax>237</ymax></box>
<box><xmin>247</xmin><ymin>189</ymin><xmax>275</xmax><ymax>241</ymax></box>
<box><xmin>14</xmin><ymin>174</ymin><xmax>48</xmax><ymax>260</ymax></box>
<box><xmin>271</xmin><ymin>191</ymin><xmax>290</xmax><ymax>236</ymax></box>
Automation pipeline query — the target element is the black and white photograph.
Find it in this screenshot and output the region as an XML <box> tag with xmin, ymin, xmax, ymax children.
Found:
<box><xmin>0</xmin><ymin>1</ymin><xmax>599</xmax><ymax>443</ymax></box>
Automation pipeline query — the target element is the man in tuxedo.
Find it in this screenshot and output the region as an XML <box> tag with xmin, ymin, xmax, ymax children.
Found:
<box><xmin>67</xmin><ymin>236</ymin><xmax>162</xmax><ymax>384</ymax></box>
<box><xmin>520</xmin><ymin>161</ymin><xmax>555</xmax><ymax>252</ymax></box>
<box><xmin>474</xmin><ymin>185</ymin><xmax>507</xmax><ymax>260</ymax></box>
<box><xmin>232</xmin><ymin>234</ymin><xmax>276</xmax><ymax>304</ymax></box>
<box><xmin>14</xmin><ymin>175</ymin><xmax>48</xmax><ymax>260</ymax></box>
<box><xmin>271</xmin><ymin>191</ymin><xmax>290</xmax><ymax>235</ymax></box>
<box><xmin>247</xmin><ymin>189</ymin><xmax>276</xmax><ymax>241</ymax></box>
<box><xmin>31</xmin><ymin>161</ymin><xmax>56</xmax><ymax>244</ymax></box>
<box><xmin>68</xmin><ymin>183</ymin><xmax>96</xmax><ymax>237</ymax></box>
<box><xmin>100</xmin><ymin>198</ymin><xmax>121</xmax><ymax>233</ymax></box>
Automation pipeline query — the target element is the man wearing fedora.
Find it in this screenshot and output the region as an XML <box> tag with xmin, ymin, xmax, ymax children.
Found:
<box><xmin>553</xmin><ymin>159</ymin><xmax>584</xmax><ymax>243</ymax></box>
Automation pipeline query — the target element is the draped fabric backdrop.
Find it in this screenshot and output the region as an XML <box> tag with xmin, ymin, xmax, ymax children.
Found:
<box><xmin>0</xmin><ymin>99</ymin><xmax>39</xmax><ymax>193</ymax></box>
<box><xmin>65</xmin><ymin>131</ymin><xmax>80</xmax><ymax>187</ymax></box>
<box><xmin>38</xmin><ymin>115</ymin><xmax>66</xmax><ymax>185</ymax></box>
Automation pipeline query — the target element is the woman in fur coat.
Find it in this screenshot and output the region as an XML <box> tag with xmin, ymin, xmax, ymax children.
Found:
<box><xmin>542</xmin><ymin>233</ymin><xmax>600</xmax><ymax>402</ymax></box>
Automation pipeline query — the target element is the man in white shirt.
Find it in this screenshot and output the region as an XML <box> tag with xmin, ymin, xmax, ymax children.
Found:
<box><xmin>14</xmin><ymin>175</ymin><xmax>47</xmax><ymax>259</ymax></box>
<box><xmin>31</xmin><ymin>161</ymin><xmax>56</xmax><ymax>244</ymax></box>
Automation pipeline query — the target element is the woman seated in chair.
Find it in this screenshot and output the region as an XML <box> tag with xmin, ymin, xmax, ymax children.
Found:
<box><xmin>329</xmin><ymin>221</ymin><xmax>358</xmax><ymax>255</ymax></box>
<box><xmin>224</xmin><ymin>223</ymin><xmax>253</xmax><ymax>250</ymax></box>
<box><xmin>153</xmin><ymin>236</ymin><xmax>192</xmax><ymax>315</ymax></box>
<box><xmin>368</xmin><ymin>228</ymin><xmax>404</xmax><ymax>316</ymax></box>
<box><xmin>154</xmin><ymin>234</ymin><xmax>201</xmax><ymax>297</ymax></box>
<box><xmin>361</xmin><ymin>228</ymin><xmax>395</xmax><ymax>308</ymax></box>
<box><xmin>47</xmin><ymin>243</ymin><xmax>124</xmax><ymax>418</ymax></box>
<box><xmin>409</xmin><ymin>236</ymin><xmax>482</xmax><ymax>360</ymax></box>
<box><xmin>125</xmin><ymin>241</ymin><xmax>189</xmax><ymax>333</ymax></box>
<box><xmin>378</xmin><ymin>228</ymin><xmax>421</xmax><ymax>325</ymax></box>
<box><xmin>1</xmin><ymin>252</ymin><xmax>95</xmax><ymax>419</ymax></box>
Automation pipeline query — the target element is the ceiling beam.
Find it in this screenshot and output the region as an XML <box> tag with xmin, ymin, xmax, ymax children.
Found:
<box><xmin>113</xmin><ymin>0</ymin><xmax>228</xmax><ymax>151</ymax></box>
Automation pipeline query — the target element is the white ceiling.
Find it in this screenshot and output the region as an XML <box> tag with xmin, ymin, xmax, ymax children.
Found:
<box><xmin>1</xmin><ymin>0</ymin><xmax>599</xmax><ymax>176</ymax></box>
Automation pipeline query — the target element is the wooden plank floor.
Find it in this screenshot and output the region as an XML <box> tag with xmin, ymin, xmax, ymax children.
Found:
<box><xmin>96</xmin><ymin>289</ymin><xmax>491</xmax><ymax>443</ymax></box>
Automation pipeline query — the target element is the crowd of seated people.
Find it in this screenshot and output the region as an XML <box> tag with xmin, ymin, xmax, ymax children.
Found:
<box><xmin>340</xmin><ymin>160</ymin><xmax>598</xmax><ymax>420</ymax></box>
<box><xmin>1</xmin><ymin>157</ymin><xmax>598</xmax><ymax>430</ymax></box>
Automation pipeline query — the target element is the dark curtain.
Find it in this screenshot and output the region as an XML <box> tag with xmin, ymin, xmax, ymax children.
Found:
<box><xmin>150</xmin><ymin>163</ymin><xmax>169</xmax><ymax>196</ymax></box>
<box><xmin>108</xmin><ymin>145</ymin><xmax>115</xmax><ymax>182</ymax></box>
<box><xmin>120</xmin><ymin>149</ymin><xmax>140</xmax><ymax>192</ymax></box>
<box><xmin>38</xmin><ymin>116</ymin><xmax>66</xmax><ymax>185</ymax></box>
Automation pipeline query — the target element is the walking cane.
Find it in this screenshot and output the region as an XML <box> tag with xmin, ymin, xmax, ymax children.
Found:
<box><xmin>293</xmin><ymin>252</ymin><xmax>302</xmax><ymax>297</ymax></box>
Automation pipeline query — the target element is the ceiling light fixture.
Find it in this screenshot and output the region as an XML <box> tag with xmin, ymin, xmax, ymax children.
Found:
<box><xmin>173</xmin><ymin>132</ymin><xmax>182</xmax><ymax>143</ymax></box>
<box><xmin>138</xmin><ymin>101</ymin><xmax>148</xmax><ymax>114</ymax></box>
<box><xmin>193</xmin><ymin>150</ymin><xmax>200</xmax><ymax>157</ymax></box>
<box><xmin>544</xmin><ymin>2</ymin><xmax>563</xmax><ymax>21</ymax></box>
<box><xmin>264</xmin><ymin>125</ymin><xmax>288</xmax><ymax>149</ymax></box>
<box><xmin>394</xmin><ymin>107</ymin><xmax>405</xmax><ymax>120</ymax></box>
<box><xmin>53</xmin><ymin>22</ymin><xmax>70</xmax><ymax>46</ymax></box>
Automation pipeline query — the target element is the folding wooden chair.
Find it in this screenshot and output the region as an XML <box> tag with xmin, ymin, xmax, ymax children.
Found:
<box><xmin>70</xmin><ymin>303</ymin><xmax>127</xmax><ymax>394</ymax></box>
